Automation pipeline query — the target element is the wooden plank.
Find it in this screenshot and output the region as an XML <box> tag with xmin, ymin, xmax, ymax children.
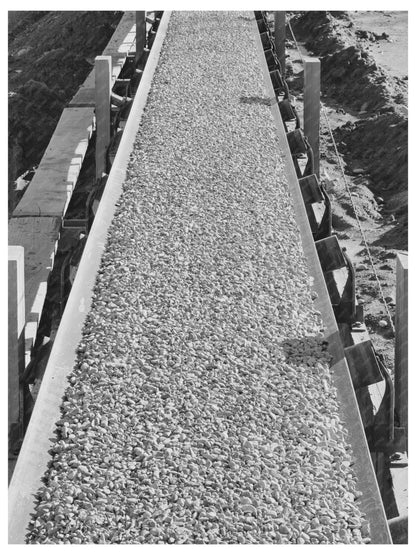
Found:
<box><xmin>103</xmin><ymin>11</ymin><xmax>136</xmax><ymax>60</ymax></box>
<box><xmin>274</xmin><ymin>12</ymin><xmax>286</xmax><ymax>74</ymax></box>
<box><xmin>136</xmin><ymin>11</ymin><xmax>146</xmax><ymax>63</ymax></box>
<box><xmin>394</xmin><ymin>252</ymin><xmax>408</xmax><ymax>439</ymax></box>
<box><xmin>8</xmin><ymin>247</ymin><xmax>25</xmax><ymax>445</ymax></box>
<box><xmin>8</xmin><ymin>217</ymin><xmax>61</xmax><ymax>331</ymax></box>
<box><xmin>303</xmin><ymin>57</ymin><xmax>321</xmax><ymax>178</ymax></box>
<box><xmin>95</xmin><ymin>56</ymin><xmax>112</xmax><ymax>180</ymax></box>
<box><xmin>69</xmin><ymin>12</ymin><xmax>136</xmax><ymax>107</ymax></box>
<box><xmin>12</xmin><ymin>108</ymin><xmax>94</xmax><ymax>218</ymax></box>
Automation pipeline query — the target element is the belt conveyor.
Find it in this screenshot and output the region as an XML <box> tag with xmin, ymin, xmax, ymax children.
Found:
<box><xmin>9</xmin><ymin>11</ymin><xmax>391</xmax><ymax>544</ymax></box>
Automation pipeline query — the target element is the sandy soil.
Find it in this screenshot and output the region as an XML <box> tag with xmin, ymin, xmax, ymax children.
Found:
<box><xmin>350</xmin><ymin>11</ymin><xmax>408</xmax><ymax>79</ymax></box>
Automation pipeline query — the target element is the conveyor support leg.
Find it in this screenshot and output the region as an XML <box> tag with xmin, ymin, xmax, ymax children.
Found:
<box><xmin>394</xmin><ymin>253</ymin><xmax>408</xmax><ymax>448</ymax></box>
<box><xmin>8</xmin><ymin>246</ymin><xmax>25</xmax><ymax>454</ymax></box>
<box><xmin>304</xmin><ymin>57</ymin><xmax>321</xmax><ymax>179</ymax></box>
<box><xmin>136</xmin><ymin>11</ymin><xmax>146</xmax><ymax>64</ymax></box>
<box><xmin>274</xmin><ymin>12</ymin><xmax>286</xmax><ymax>76</ymax></box>
<box><xmin>95</xmin><ymin>56</ymin><xmax>112</xmax><ymax>180</ymax></box>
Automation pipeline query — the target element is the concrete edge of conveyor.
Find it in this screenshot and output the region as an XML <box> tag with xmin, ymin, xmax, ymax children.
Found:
<box><xmin>251</xmin><ymin>18</ymin><xmax>391</xmax><ymax>545</ymax></box>
<box><xmin>7</xmin><ymin>12</ymin><xmax>173</xmax><ymax>545</ymax></box>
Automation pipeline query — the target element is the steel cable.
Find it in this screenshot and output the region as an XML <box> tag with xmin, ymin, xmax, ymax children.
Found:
<box><xmin>283</xmin><ymin>13</ymin><xmax>395</xmax><ymax>333</ymax></box>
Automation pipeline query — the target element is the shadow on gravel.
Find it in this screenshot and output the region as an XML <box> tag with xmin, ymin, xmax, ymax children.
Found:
<box><xmin>280</xmin><ymin>331</ymin><xmax>346</xmax><ymax>369</ymax></box>
<box><xmin>280</xmin><ymin>335</ymin><xmax>329</xmax><ymax>363</ymax></box>
<box><xmin>239</xmin><ymin>95</ymin><xmax>272</xmax><ymax>106</ymax></box>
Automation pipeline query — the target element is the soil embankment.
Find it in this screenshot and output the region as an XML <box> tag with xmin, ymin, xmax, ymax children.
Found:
<box><xmin>286</xmin><ymin>11</ymin><xmax>408</xmax><ymax>369</ymax></box>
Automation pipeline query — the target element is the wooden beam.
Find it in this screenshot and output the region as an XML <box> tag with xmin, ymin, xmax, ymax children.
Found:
<box><xmin>136</xmin><ymin>11</ymin><xmax>146</xmax><ymax>64</ymax></box>
<box><xmin>394</xmin><ymin>252</ymin><xmax>408</xmax><ymax>447</ymax></box>
<box><xmin>8</xmin><ymin>217</ymin><xmax>61</xmax><ymax>328</ymax></box>
<box><xmin>12</xmin><ymin>108</ymin><xmax>94</xmax><ymax>218</ymax></box>
<box><xmin>304</xmin><ymin>57</ymin><xmax>321</xmax><ymax>178</ymax></box>
<box><xmin>274</xmin><ymin>12</ymin><xmax>286</xmax><ymax>75</ymax></box>
<box><xmin>69</xmin><ymin>12</ymin><xmax>137</xmax><ymax>108</ymax></box>
<box><xmin>95</xmin><ymin>55</ymin><xmax>112</xmax><ymax>180</ymax></box>
<box><xmin>8</xmin><ymin>246</ymin><xmax>25</xmax><ymax>450</ymax></box>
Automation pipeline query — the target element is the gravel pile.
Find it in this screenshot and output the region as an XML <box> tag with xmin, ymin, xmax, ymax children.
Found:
<box><xmin>27</xmin><ymin>11</ymin><xmax>370</xmax><ymax>544</ymax></box>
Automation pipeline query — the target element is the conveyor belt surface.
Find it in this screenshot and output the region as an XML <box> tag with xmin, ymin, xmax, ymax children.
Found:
<box><xmin>19</xmin><ymin>12</ymin><xmax>375</xmax><ymax>544</ymax></box>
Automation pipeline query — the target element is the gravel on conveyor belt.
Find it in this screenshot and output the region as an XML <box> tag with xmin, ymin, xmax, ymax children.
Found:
<box><xmin>27</xmin><ymin>11</ymin><xmax>371</xmax><ymax>544</ymax></box>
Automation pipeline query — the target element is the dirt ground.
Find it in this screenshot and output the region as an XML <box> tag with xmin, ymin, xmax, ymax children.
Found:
<box><xmin>282</xmin><ymin>11</ymin><xmax>408</xmax><ymax>372</ymax></box>
<box><xmin>349</xmin><ymin>11</ymin><xmax>407</xmax><ymax>79</ymax></box>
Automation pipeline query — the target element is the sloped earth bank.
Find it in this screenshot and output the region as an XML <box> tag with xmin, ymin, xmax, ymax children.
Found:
<box><xmin>284</xmin><ymin>11</ymin><xmax>408</xmax><ymax>371</ymax></box>
<box><xmin>8</xmin><ymin>11</ymin><xmax>124</xmax><ymax>216</ymax></box>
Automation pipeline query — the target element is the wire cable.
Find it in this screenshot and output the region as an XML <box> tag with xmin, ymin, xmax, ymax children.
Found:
<box><xmin>285</xmin><ymin>13</ymin><xmax>395</xmax><ymax>333</ymax></box>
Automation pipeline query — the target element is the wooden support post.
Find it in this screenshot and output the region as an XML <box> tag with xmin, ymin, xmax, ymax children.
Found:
<box><xmin>394</xmin><ymin>252</ymin><xmax>408</xmax><ymax>448</ymax></box>
<box><xmin>8</xmin><ymin>246</ymin><xmax>25</xmax><ymax>452</ymax></box>
<box><xmin>95</xmin><ymin>55</ymin><xmax>112</xmax><ymax>180</ymax></box>
<box><xmin>303</xmin><ymin>57</ymin><xmax>321</xmax><ymax>179</ymax></box>
<box><xmin>136</xmin><ymin>11</ymin><xmax>146</xmax><ymax>64</ymax></box>
<box><xmin>274</xmin><ymin>11</ymin><xmax>286</xmax><ymax>75</ymax></box>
